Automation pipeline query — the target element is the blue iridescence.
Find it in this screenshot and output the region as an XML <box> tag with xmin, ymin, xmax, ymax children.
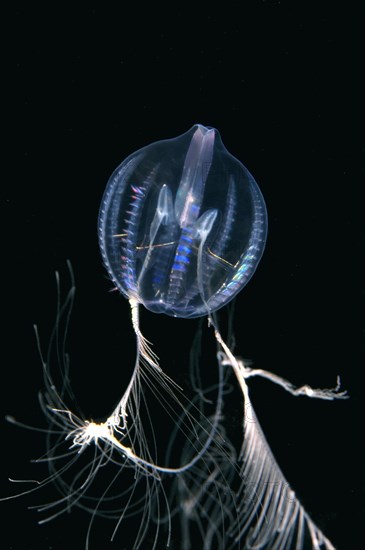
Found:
<box><xmin>98</xmin><ymin>125</ymin><xmax>267</xmax><ymax>318</ymax></box>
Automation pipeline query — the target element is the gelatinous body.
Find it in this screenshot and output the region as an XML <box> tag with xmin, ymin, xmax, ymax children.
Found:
<box><xmin>98</xmin><ymin>124</ymin><xmax>267</xmax><ymax>318</ymax></box>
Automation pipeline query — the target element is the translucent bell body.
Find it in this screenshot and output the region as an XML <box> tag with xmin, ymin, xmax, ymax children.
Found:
<box><xmin>98</xmin><ymin>124</ymin><xmax>267</xmax><ymax>318</ymax></box>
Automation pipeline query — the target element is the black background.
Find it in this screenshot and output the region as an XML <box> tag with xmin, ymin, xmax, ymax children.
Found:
<box><xmin>1</xmin><ymin>3</ymin><xmax>362</xmax><ymax>550</ymax></box>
